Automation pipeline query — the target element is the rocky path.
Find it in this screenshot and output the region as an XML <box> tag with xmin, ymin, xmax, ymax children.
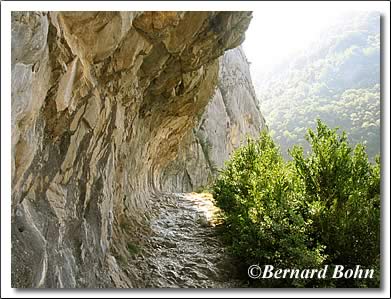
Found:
<box><xmin>135</xmin><ymin>192</ymin><xmax>242</xmax><ymax>288</ymax></box>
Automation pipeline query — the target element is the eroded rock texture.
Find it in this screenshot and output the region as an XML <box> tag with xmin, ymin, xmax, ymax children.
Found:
<box><xmin>11</xmin><ymin>11</ymin><xmax>264</xmax><ymax>288</ymax></box>
<box><xmin>161</xmin><ymin>46</ymin><xmax>266</xmax><ymax>191</ymax></box>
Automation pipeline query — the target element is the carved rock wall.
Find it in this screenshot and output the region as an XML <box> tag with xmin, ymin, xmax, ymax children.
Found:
<box><xmin>11</xmin><ymin>11</ymin><xmax>258</xmax><ymax>287</ymax></box>
<box><xmin>161</xmin><ymin>47</ymin><xmax>266</xmax><ymax>191</ymax></box>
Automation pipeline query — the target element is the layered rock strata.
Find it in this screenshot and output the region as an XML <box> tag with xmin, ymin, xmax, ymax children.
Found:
<box><xmin>11</xmin><ymin>11</ymin><xmax>264</xmax><ymax>287</ymax></box>
<box><xmin>161</xmin><ymin>46</ymin><xmax>266</xmax><ymax>191</ymax></box>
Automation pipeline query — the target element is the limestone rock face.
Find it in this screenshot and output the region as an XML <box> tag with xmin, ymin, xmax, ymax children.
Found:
<box><xmin>161</xmin><ymin>47</ymin><xmax>266</xmax><ymax>191</ymax></box>
<box><xmin>11</xmin><ymin>11</ymin><xmax>261</xmax><ymax>288</ymax></box>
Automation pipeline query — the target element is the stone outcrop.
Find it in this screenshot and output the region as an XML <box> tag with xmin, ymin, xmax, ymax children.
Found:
<box><xmin>11</xmin><ymin>11</ymin><xmax>264</xmax><ymax>288</ymax></box>
<box><xmin>161</xmin><ymin>47</ymin><xmax>266</xmax><ymax>191</ymax></box>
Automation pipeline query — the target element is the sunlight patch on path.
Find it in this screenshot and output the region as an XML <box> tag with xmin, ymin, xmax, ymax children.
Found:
<box><xmin>134</xmin><ymin>192</ymin><xmax>241</xmax><ymax>288</ymax></box>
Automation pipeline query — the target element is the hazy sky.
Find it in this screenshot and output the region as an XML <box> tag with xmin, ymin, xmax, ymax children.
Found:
<box><xmin>242</xmin><ymin>9</ymin><xmax>353</xmax><ymax>76</ymax></box>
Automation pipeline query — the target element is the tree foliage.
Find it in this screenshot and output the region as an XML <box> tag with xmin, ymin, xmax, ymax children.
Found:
<box><xmin>254</xmin><ymin>12</ymin><xmax>380</xmax><ymax>160</ymax></box>
<box><xmin>213</xmin><ymin>120</ymin><xmax>380</xmax><ymax>287</ymax></box>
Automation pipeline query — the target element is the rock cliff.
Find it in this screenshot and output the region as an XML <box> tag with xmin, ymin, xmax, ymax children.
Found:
<box><xmin>11</xmin><ymin>11</ymin><xmax>264</xmax><ymax>288</ymax></box>
<box><xmin>161</xmin><ymin>46</ymin><xmax>266</xmax><ymax>192</ymax></box>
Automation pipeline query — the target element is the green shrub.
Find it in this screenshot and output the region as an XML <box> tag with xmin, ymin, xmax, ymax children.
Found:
<box><xmin>213</xmin><ymin>120</ymin><xmax>380</xmax><ymax>287</ymax></box>
<box><xmin>126</xmin><ymin>242</ymin><xmax>141</xmax><ymax>256</ymax></box>
<box><xmin>213</xmin><ymin>132</ymin><xmax>326</xmax><ymax>287</ymax></box>
<box><xmin>290</xmin><ymin>120</ymin><xmax>380</xmax><ymax>287</ymax></box>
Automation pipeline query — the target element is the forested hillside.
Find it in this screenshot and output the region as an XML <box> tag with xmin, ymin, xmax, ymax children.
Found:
<box><xmin>255</xmin><ymin>12</ymin><xmax>380</xmax><ymax>159</ymax></box>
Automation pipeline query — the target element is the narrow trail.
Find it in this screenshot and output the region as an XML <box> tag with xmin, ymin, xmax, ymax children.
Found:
<box><xmin>135</xmin><ymin>192</ymin><xmax>243</xmax><ymax>288</ymax></box>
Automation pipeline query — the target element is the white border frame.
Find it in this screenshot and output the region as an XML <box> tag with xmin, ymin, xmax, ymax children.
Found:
<box><xmin>1</xmin><ymin>1</ymin><xmax>390</xmax><ymax>298</ymax></box>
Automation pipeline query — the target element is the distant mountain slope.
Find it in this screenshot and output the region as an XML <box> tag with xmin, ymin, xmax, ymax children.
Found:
<box><xmin>256</xmin><ymin>12</ymin><xmax>380</xmax><ymax>159</ymax></box>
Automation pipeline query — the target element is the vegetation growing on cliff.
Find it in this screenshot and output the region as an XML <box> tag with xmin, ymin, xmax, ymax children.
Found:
<box><xmin>213</xmin><ymin>120</ymin><xmax>380</xmax><ymax>287</ymax></box>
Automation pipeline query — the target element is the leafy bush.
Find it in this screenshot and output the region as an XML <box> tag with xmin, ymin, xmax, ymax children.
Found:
<box><xmin>290</xmin><ymin>120</ymin><xmax>380</xmax><ymax>287</ymax></box>
<box><xmin>213</xmin><ymin>120</ymin><xmax>380</xmax><ymax>287</ymax></box>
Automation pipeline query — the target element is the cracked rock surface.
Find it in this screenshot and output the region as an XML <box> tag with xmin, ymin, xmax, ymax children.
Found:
<box><xmin>133</xmin><ymin>193</ymin><xmax>243</xmax><ymax>288</ymax></box>
<box><xmin>11</xmin><ymin>11</ymin><xmax>265</xmax><ymax>288</ymax></box>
